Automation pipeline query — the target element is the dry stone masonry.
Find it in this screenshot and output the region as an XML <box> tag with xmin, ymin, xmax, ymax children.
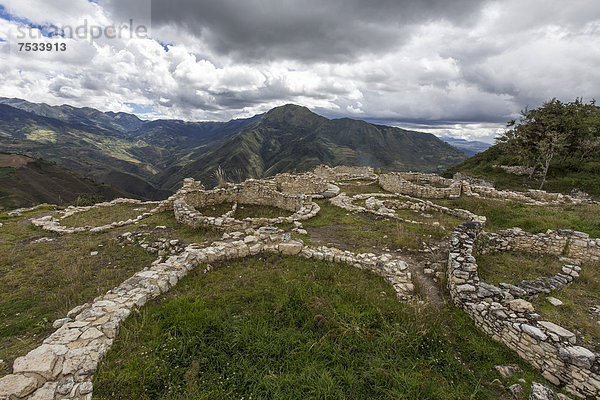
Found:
<box><xmin>331</xmin><ymin>192</ymin><xmax>485</xmax><ymax>225</ymax></box>
<box><xmin>30</xmin><ymin>199</ymin><xmax>162</xmax><ymax>234</ymax></box>
<box><xmin>4</xmin><ymin>167</ymin><xmax>599</xmax><ymax>399</ymax></box>
<box><xmin>447</xmin><ymin>222</ymin><xmax>600</xmax><ymax>398</ymax></box>
<box><xmin>379</xmin><ymin>172</ymin><xmax>597</xmax><ymax>205</ymax></box>
<box><xmin>171</xmin><ymin>179</ymin><xmax>320</xmax><ymax>231</ymax></box>
<box><xmin>484</xmin><ymin>228</ymin><xmax>600</xmax><ymax>264</ymax></box>
<box><xmin>313</xmin><ymin>165</ymin><xmax>378</xmax><ymax>181</ymax></box>
<box><xmin>0</xmin><ymin>226</ymin><xmax>414</xmax><ymax>400</ymax></box>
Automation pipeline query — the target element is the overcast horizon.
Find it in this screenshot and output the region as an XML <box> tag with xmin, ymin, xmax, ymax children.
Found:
<box><xmin>1</xmin><ymin>0</ymin><xmax>599</xmax><ymax>143</ymax></box>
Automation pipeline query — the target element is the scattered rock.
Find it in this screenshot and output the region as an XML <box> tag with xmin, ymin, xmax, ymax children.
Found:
<box><xmin>495</xmin><ymin>364</ymin><xmax>521</xmax><ymax>379</ymax></box>
<box><xmin>90</xmin><ymin>251</ymin><xmax>98</xmax><ymax>256</ymax></box>
<box><xmin>529</xmin><ymin>382</ymin><xmax>555</xmax><ymax>400</ymax></box>
<box><xmin>509</xmin><ymin>299</ymin><xmax>535</xmax><ymax>313</ymax></box>
<box><xmin>508</xmin><ymin>383</ymin><xmax>523</xmax><ymax>399</ymax></box>
<box><xmin>546</xmin><ymin>297</ymin><xmax>563</xmax><ymax>306</ymax></box>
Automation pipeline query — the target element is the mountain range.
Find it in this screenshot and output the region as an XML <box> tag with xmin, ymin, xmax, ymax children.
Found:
<box><xmin>0</xmin><ymin>98</ymin><xmax>470</xmax><ymax>202</ymax></box>
<box><xmin>438</xmin><ymin>137</ymin><xmax>492</xmax><ymax>157</ymax></box>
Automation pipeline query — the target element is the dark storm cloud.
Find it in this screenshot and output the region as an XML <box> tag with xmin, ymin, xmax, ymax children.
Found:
<box><xmin>106</xmin><ymin>0</ymin><xmax>483</xmax><ymax>62</ymax></box>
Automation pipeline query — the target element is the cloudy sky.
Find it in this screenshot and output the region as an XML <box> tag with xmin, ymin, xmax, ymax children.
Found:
<box><xmin>0</xmin><ymin>0</ymin><xmax>599</xmax><ymax>142</ymax></box>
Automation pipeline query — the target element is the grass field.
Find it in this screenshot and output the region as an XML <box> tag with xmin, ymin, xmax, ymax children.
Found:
<box><xmin>196</xmin><ymin>202</ymin><xmax>292</xmax><ymax>219</ymax></box>
<box><xmin>435</xmin><ymin>197</ymin><xmax>600</xmax><ymax>237</ymax></box>
<box><xmin>60</xmin><ymin>203</ymin><xmax>152</xmax><ymax>227</ymax></box>
<box><xmin>0</xmin><ymin>208</ymin><xmax>218</xmax><ymax>377</ymax></box>
<box><xmin>301</xmin><ymin>200</ymin><xmax>461</xmax><ymax>252</ymax></box>
<box><xmin>475</xmin><ymin>250</ymin><xmax>600</xmax><ymax>351</ymax></box>
<box><xmin>93</xmin><ymin>254</ymin><xmax>546</xmax><ymax>400</ymax></box>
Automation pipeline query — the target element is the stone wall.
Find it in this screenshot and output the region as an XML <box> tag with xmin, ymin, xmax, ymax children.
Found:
<box><xmin>31</xmin><ymin>199</ymin><xmax>162</xmax><ymax>234</ymax></box>
<box><xmin>452</xmin><ymin>172</ymin><xmax>495</xmax><ymax>188</ymax></box>
<box><xmin>313</xmin><ymin>165</ymin><xmax>377</xmax><ymax>181</ymax></box>
<box><xmin>379</xmin><ymin>173</ymin><xmax>462</xmax><ymax>199</ymax></box>
<box><xmin>172</xmin><ymin>179</ymin><xmax>320</xmax><ymax>231</ymax></box>
<box><xmin>330</xmin><ymin>192</ymin><xmax>485</xmax><ymax>226</ymax></box>
<box><xmin>380</xmin><ymin>171</ymin><xmax>596</xmax><ymax>205</ymax></box>
<box><xmin>272</xmin><ymin>173</ymin><xmax>330</xmax><ymax>195</ymax></box>
<box><xmin>484</xmin><ymin>228</ymin><xmax>600</xmax><ymax>264</ymax></box>
<box><xmin>0</xmin><ymin>228</ymin><xmax>413</xmax><ymax>400</ymax></box>
<box><xmin>447</xmin><ymin>222</ymin><xmax>600</xmax><ymax>398</ymax></box>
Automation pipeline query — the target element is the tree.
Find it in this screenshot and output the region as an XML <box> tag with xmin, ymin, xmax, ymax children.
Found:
<box><xmin>496</xmin><ymin>98</ymin><xmax>599</xmax><ymax>187</ymax></box>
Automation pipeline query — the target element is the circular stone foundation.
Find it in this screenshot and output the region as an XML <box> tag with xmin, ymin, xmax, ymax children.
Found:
<box><xmin>173</xmin><ymin>179</ymin><xmax>320</xmax><ymax>231</ymax></box>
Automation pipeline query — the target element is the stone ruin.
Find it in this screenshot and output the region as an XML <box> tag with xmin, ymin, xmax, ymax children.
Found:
<box><xmin>378</xmin><ymin>171</ymin><xmax>598</xmax><ymax>205</ymax></box>
<box><xmin>171</xmin><ymin>178</ymin><xmax>320</xmax><ymax>231</ymax></box>
<box><xmin>447</xmin><ymin>222</ymin><xmax>600</xmax><ymax>398</ymax></box>
<box><xmin>31</xmin><ymin>199</ymin><xmax>162</xmax><ymax>234</ymax></box>
<box><xmin>0</xmin><ymin>226</ymin><xmax>413</xmax><ymax>400</ymax></box>
<box><xmin>3</xmin><ymin>166</ymin><xmax>600</xmax><ymax>399</ymax></box>
<box><xmin>313</xmin><ymin>165</ymin><xmax>378</xmax><ymax>181</ymax></box>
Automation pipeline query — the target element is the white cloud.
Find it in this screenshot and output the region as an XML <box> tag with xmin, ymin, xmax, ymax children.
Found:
<box><xmin>0</xmin><ymin>0</ymin><xmax>598</xmax><ymax>140</ymax></box>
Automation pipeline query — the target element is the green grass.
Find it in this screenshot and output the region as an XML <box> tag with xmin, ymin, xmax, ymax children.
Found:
<box><xmin>337</xmin><ymin>182</ymin><xmax>389</xmax><ymax>196</ymax></box>
<box><xmin>196</xmin><ymin>202</ymin><xmax>291</xmax><ymax>219</ymax></box>
<box><xmin>0</xmin><ymin>212</ymin><xmax>156</xmax><ymax>376</ymax></box>
<box><xmin>235</xmin><ymin>203</ymin><xmax>291</xmax><ymax>219</ymax></box>
<box><xmin>196</xmin><ymin>202</ymin><xmax>235</xmax><ymax>217</ymax></box>
<box><xmin>473</xmin><ymin>251</ymin><xmax>564</xmax><ymax>286</ymax></box>
<box><xmin>60</xmin><ymin>203</ymin><xmax>152</xmax><ymax>227</ymax></box>
<box><xmin>0</xmin><ymin>208</ymin><xmax>221</xmax><ymax>377</ymax></box>
<box><xmin>444</xmin><ymin>145</ymin><xmax>600</xmax><ymax>198</ymax></box>
<box><xmin>0</xmin><ymin>167</ymin><xmax>16</xmax><ymax>178</ymax></box>
<box><xmin>302</xmin><ymin>200</ymin><xmax>461</xmax><ymax>252</ymax></box>
<box><xmin>531</xmin><ymin>266</ymin><xmax>600</xmax><ymax>350</ymax></box>
<box><xmin>142</xmin><ymin>212</ymin><xmax>220</xmax><ymax>245</ymax></box>
<box><xmin>474</xmin><ymin>250</ymin><xmax>600</xmax><ymax>350</ymax></box>
<box><xmin>435</xmin><ymin>197</ymin><xmax>600</xmax><ymax>237</ymax></box>
<box><xmin>93</xmin><ymin>254</ymin><xmax>547</xmax><ymax>400</ymax></box>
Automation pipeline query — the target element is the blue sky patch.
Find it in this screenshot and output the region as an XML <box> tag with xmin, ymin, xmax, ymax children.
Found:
<box><xmin>125</xmin><ymin>102</ymin><xmax>156</xmax><ymax>114</ymax></box>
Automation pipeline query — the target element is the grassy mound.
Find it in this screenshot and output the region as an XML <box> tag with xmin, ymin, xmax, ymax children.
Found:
<box><xmin>93</xmin><ymin>255</ymin><xmax>544</xmax><ymax>400</ymax></box>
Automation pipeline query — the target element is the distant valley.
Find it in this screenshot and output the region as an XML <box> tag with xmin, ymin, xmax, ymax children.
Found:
<box><xmin>0</xmin><ymin>98</ymin><xmax>469</xmax><ymax>206</ymax></box>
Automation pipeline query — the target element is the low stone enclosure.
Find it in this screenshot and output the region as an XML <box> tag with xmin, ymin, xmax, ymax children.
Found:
<box><xmin>171</xmin><ymin>179</ymin><xmax>321</xmax><ymax>231</ymax></box>
<box><xmin>329</xmin><ymin>193</ymin><xmax>486</xmax><ymax>229</ymax></box>
<box><xmin>31</xmin><ymin>199</ymin><xmax>162</xmax><ymax>234</ymax></box>
<box><xmin>379</xmin><ymin>172</ymin><xmax>597</xmax><ymax>205</ymax></box>
<box><xmin>448</xmin><ymin>222</ymin><xmax>600</xmax><ymax>398</ymax></box>
<box><xmin>5</xmin><ymin>167</ymin><xmax>600</xmax><ymax>399</ymax></box>
<box><xmin>484</xmin><ymin>227</ymin><xmax>600</xmax><ymax>264</ymax></box>
<box><xmin>331</xmin><ymin>192</ymin><xmax>486</xmax><ymax>226</ymax></box>
<box><xmin>0</xmin><ymin>227</ymin><xmax>413</xmax><ymax>400</ymax></box>
<box><xmin>313</xmin><ymin>165</ymin><xmax>378</xmax><ymax>181</ymax></box>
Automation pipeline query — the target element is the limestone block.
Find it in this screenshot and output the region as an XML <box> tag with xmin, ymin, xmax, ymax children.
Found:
<box><xmin>0</xmin><ymin>374</ymin><xmax>38</xmax><ymax>398</ymax></box>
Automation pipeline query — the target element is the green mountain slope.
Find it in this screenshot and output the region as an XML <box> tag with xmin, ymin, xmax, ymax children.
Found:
<box><xmin>159</xmin><ymin>105</ymin><xmax>467</xmax><ymax>188</ymax></box>
<box><xmin>0</xmin><ymin>153</ymin><xmax>130</xmax><ymax>210</ymax></box>
<box><xmin>0</xmin><ymin>104</ymin><xmax>171</xmax><ymax>199</ymax></box>
<box><xmin>0</xmin><ymin>97</ymin><xmax>144</xmax><ymax>133</ymax></box>
<box><xmin>0</xmin><ymin>100</ymin><xmax>468</xmax><ymax>195</ymax></box>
